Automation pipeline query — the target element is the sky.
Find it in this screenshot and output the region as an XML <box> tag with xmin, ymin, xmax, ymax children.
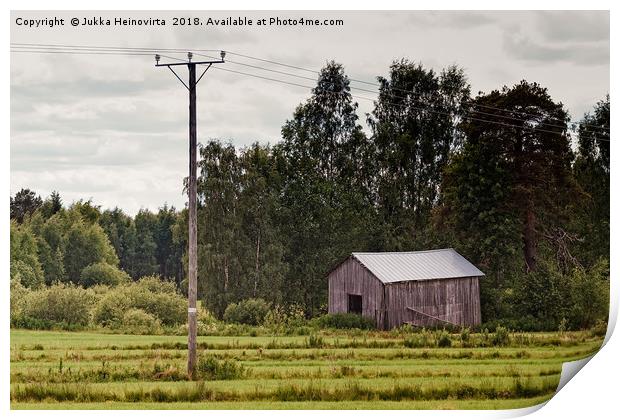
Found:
<box><xmin>10</xmin><ymin>10</ymin><xmax>610</xmax><ymax>216</ymax></box>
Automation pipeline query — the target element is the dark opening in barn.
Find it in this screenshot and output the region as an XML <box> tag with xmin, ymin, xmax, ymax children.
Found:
<box><xmin>347</xmin><ymin>294</ymin><xmax>363</xmax><ymax>314</ymax></box>
<box><xmin>327</xmin><ymin>249</ymin><xmax>484</xmax><ymax>330</ymax></box>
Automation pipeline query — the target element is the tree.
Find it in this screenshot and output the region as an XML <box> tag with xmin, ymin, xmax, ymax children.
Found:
<box><xmin>572</xmin><ymin>95</ymin><xmax>610</xmax><ymax>267</ymax></box>
<box><xmin>40</xmin><ymin>191</ymin><xmax>63</xmax><ymax>219</ymax></box>
<box><xmin>196</xmin><ymin>141</ymin><xmax>244</xmax><ymax>316</ymax></box>
<box><xmin>279</xmin><ymin>61</ymin><xmax>372</xmax><ymax>314</ymax></box>
<box><xmin>132</xmin><ymin>209</ymin><xmax>159</xmax><ymax>278</ymax></box>
<box><xmin>444</xmin><ymin>81</ymin><xmax>575</xmax><ymax>273</ymax></box>
<box><xmin>368</xmin><ymin>62</ymin><xmax>471</xmax><ymax>249</ymax></box>
<box><xmin>99</xmin><ymin>207</ymin><xmax>138</xmax><ymax>278</ymax></box>
<box><xmin>238</xmin><ymin>144</ymin><xmax>287</xmax><ymax>303</ymax></box>
<box><xmin>154</xmin><ymin>205</ymin><xmax>184</xmax><ymax>284</ymax></box>
<box><xmin>10</xmin><ymin>221</ymin><xmax>44</xmax><ymax>288</ymax></box>
<box><xmin>70</xmin><ymin>199</ymin><xmax>102</xmax><ymax>224</ymax></box>
<box><xmin>63</xmin><ymin>220</ymin><xmax>119</xmax><ymax>282</ymax></box>
<box><xmin>10</xmin><ymin>188</ymin><xmax>43</xmax><ymax>223</ymax></box>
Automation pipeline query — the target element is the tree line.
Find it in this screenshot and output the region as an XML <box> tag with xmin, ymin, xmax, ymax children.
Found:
<box><xmin>10</xmin><ymin>59</ymin><xmax>610</xmax><ymax>331</ymax></box>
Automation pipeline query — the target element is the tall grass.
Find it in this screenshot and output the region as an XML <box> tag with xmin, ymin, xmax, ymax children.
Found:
<box><xmin>11</xmin><ymin>378</ymin><xmax>557</xmax><ymax>403</ymax></box>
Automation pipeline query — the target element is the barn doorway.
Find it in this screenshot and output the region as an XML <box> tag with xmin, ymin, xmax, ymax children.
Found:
<box><xmin>347</xmin><ymin>294</ymin><xmax>362</xmax><ymax>315</ymax></box>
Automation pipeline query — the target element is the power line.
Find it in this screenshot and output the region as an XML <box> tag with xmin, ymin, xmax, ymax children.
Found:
<box><xmin>224</xmin><ymin>50</ymin><xmax>610</xmax><ymax>133</ymax></box>
<box><xmin>12</xmin><ymin>42</ymin><xmax>609</xmax><ymax>134</ymax></box>
<box><xmin>209</xmin><ymin>65</ymin><xmax>609</xmax><ymax>141</ymax></box>
<box><xmin>195</xmin><ymin>52</ymin><xmax>591</xmax><ymax>134</ymax></box>
<box><xmin>10</xmin><ymin>44</ymin><xmax>610</xmax><ymax>141</ymax></box>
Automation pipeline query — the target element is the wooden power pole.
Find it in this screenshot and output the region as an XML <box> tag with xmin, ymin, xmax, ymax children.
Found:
<box><xmin>155</xmin><ymin>51</ymin><xmax>226</xmax><ymax>379</ymax></box>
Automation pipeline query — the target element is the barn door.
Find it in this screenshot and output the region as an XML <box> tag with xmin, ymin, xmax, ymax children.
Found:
<box><xmin>348</xmin><ymin>294</ymin><xmax>362</xmax><ymax>315</ymax></box>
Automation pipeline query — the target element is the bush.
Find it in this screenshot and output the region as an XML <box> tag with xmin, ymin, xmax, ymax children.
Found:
<box><xmin>93</xmin><ymin>277</ymin><xmax>186</xmax><ymax>328</ymax></box>
<box><xmin>460</xmin><ymin>327</ymin><xmax>471</xmax><ymax>346</ymax></box>
<box><xmin>492</xmin><ymin>325</ymin><xmax>511</xmax><ymax>346</ymax></box>
<box><xmin>79</xmin><ymin>262</ymin><xmax>130</xmax><ymax>287</ymax></box>
<box><xmin>437</xmin><ymin>330</ymin><xmax>452</xmax><ymax>348</ymax></box>
<box><xmin>312</xmin><ymin>313</ymin><xmax>376</xmax><ymax>330</ymax></box>
<box><xmin>223</xmin><ymin>298</ymin><xmax>270</xmax><ymax>326</ymax></box>
<box><xmin>196</xmin><ymin>356</ymin><xmax>247</xmax><ymax>380</ymax></box>
<box><xmin>567</xmin><ymin>259</ymin><xmax>609</xmax><ymax>329</ymax></box>
<box><xmin>590</xmin><ymin>319</ymin><xmax>608</xmax><ymax>337</ymax></box>
<box><xmin>18</xmin><ymin>283</ymin><xmax>95</xmax><ymax>327</ymax></box>
<box><xmin>10</xmin><ymin>279</ymin><xmax>30</xmax><ymax>326</ymax></box>
<box><xmin>121</xmin><ymin>309</ymin><xmax>162</xmax><ymax>335</ymax></box>
<box><xmin>263</xmin><ymin>304</ymin><xmax>307</xmax><ymax>333</ymax></box>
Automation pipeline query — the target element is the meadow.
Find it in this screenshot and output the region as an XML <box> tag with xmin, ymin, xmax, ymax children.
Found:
<box><xmin>10</xmin><ymin>328</ymin><xmax>603</xmax><ymax>410</ymax></box>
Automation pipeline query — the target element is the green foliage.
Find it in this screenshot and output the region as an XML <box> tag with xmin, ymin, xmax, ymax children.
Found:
<box><xmin>92</xmin><ymin>277</ymin><xmax>185</xmax><ymax>328</ymax></box>
<box><xmin>16</xmin><ymin>283</ymin><xmax>95</xmax><ymax>328</ymax></box>
<box><xmin>10</xmin><ymin>188</ymin><xmax>42</xmax><ymax>223</ymax></box>
<box><xmin>80</xmin><ymin>262</ymin><xmax>130</xmax><ymax>287</ymax></box>
<box><xmin>10</xmin><ymin>279</ymin><xmax>29</xmax><ymax>326</ymax></box>
<box><xmin>10</xmin><ymin>221</ymin><xmax>44</xmax><ymax>288</ymax></box>
<box><xmin>196</xmin><ymin>356</ymin><xmax>247</xmax><ymax>380</ymax></box>
<box><xmin>63</xmin><ymin>220</ymin><xmax>119</xmax><ymax>282</ymax></box>
<box><xmin>492</xmin><ymin>326</ymin><xmax>511</xmax><ymax>347</ymax></box>
<box><xmin>313</xmin><ymin>313</ymin><xmax>375</xmax><ymax>330</ymax></box>
<box><xmin>460</xmin><ymin>328</ymin><xmax>471</xmax><ymax>346</ymax></box>
<box><xmin>121</xmin><ymin>309</ymin><xmax>162</xmax><ymax>335</ymax></box>
<box><xmin>263</xmin><ymin>304</ymin><xmax>307</xmax><ymax>332</ymax></box>
<box><xmin>223</xmin><ymin>298</ymin><xmax>270</xmax><ymax>326</ymax></box>
<box><xmin>590</xmin><ymin>320</ymin><xmax>608</xmax><ymax>337</ymax></box>
<box><xmin>437</xmin><ymin>330</ymin><xmax>452</xmax><ymax>348</ymax></box>
<box><xmin>369</xmin><ymin>62</ymin><xmax>471</xmax><ymax>249</ymax></box>
<box><xmin>572</xmin><ymin>95</ymin><xmax>609</xmax><ymax>268</ymax></box>
<box><xmin>566</xmin><ymin>259</ymin><xmax>609</xmax><ymax>329</ymax></box>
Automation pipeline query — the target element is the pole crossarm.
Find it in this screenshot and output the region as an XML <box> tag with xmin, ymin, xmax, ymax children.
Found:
<box><xmin>196</xmin><ymin>63</ymin><xmax>212</xmax><ymax>86</ymax></box>
<box><xmin>155</xmin><ymin>59</ymin><xmax>224</xmax><ymax>67</ymax></box>
<box><xmin>167</xmin><ymin>66</ymin><xmax>189</xmax><ymax>90</ymax></box>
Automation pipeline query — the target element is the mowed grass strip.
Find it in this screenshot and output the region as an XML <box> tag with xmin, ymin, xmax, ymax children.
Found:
<box><xmin>10</xmin><ymin>330</ymin><xmax>601</xmax><ymax>351</ymax></box>
<box><xmin>11</xmin><ymin>343</ymin><xmax>601</xmax><ymax>364</ymax></box>
<box><xmin>11</xmin><ymin>360</ymin><xmax>563</xmax><ymax>383</ymax></box>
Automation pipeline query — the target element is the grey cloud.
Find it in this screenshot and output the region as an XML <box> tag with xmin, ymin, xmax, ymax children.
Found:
<box><xmin>503</xmin><ymin>32</ymin><xmax>609</xmax><ymax>66</ymax></box>
<box><xmin>536</xmin><ymin>11</ymin><xmax>609</xmax><ymax>43</ymax></box>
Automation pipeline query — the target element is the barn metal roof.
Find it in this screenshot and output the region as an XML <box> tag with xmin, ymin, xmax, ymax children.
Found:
<box><xmin>351</xmin><ymin>248</ymin><xmax>484</xmax><ymax>283</ymax></box>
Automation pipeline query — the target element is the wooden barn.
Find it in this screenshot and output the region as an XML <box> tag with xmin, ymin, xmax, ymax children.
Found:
<box><xmin>327</xmin><ymin>249</ymin><xmax>484</xmax><ymax>330</ymax></box>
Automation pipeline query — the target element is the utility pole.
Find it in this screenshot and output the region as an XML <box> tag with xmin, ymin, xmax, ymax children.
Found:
<box><xmin>155</xmin><ymin>51</ymin><xmax>225</xmax><ymax>379</ymax></box>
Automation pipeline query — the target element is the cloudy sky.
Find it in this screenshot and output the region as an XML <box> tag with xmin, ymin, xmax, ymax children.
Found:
<box><xmin>10</xmin><ymin>10</ymin><xmax>609</xmax><ymax>215</ymax></box>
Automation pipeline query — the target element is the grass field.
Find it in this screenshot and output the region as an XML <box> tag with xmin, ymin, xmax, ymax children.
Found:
<box><xmin>10</xmin><ymin>329</ymin><xmax>603</xmax><ymax>410</ymax></box>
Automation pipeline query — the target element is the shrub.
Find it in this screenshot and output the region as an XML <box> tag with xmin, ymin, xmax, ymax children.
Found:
<box><xmin>437</xmin><ymin>330</ymin><xmax>452</xmax><ymax>348</ymax></box>
<box><xmin>196</xmin><ymin>356</ymin><xmax>247</xmax><ymax>380</ymax></box>
<box><xmin>93</xmin><ymin>277</ymin><xmax>186</xmax><ymax>328</ymax></box>
<box><xmin>590</xmin><ymin>319</ymin><xmax>608</xmax><ymax>337</ymax></box>
<box><xmin>263</xmin><ymin>304</ymin><xmax>307</xmax><ymax>332</ymax></box>
<box><xmin>223</xmin><ymin>298</ymin><xmax>270</xmax><ymax>326</ymax></box>
<box><xmin>19</xmin><ymin>283</ymin><xmax>95</xmax><ymax>327</ymax></box>
<box><xmin>567</xmin><ymin>259</ymin><xmax>610</xmax><ymax>329</ymax></box>
<box><xmin>121</xmin><ymin>309</ymin><xmax>162</xmax><ymax>335</ymax></box>
<box><xmin>312</xmin><ymin>313</ymin><xmax>375</xmax><ymax>330</ymax></box>
<box><xmin>10</xmin><ymin>279</ymin><xmax>30</xmax><ymax>326</ymax></box>
<box><xmin>492</xmin><ymin>325</ymin><xmax>511</xmax><ymax>346</ymax></box>
<box><xmin>79</xmin><ymin>262</ymin><xmax>130</xmax><ymax>287</ymax></box>
<box><xmin>460</xmin><ymin>327</ymin><xmax>471</xmax><ymax>346</ymax></box>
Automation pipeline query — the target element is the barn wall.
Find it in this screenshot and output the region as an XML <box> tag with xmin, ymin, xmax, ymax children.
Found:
<box><xmin>328</xmin><ymin>257</ymin><xmax>385</xmax><ymax>327</ymax></box>
<box><xmin>385</xmin><ymin>276</ymin><xmax>481</xmax><ymax>329</ymax></box>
